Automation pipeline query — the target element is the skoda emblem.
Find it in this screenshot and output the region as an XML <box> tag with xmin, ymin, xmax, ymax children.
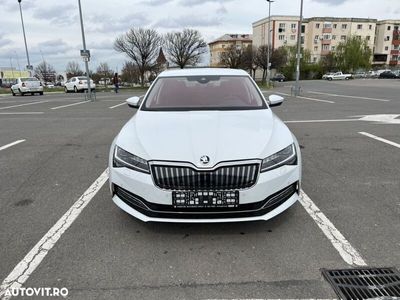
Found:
<box><xmin>200</xmin><ymin>155</ymin><xmax>210</xmax><ymax>165</ymax></box>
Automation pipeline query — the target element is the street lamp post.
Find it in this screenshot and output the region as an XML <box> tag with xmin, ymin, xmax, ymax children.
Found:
<box><xmin>17</xmin><ymin>0</ymin><xmax>32</xmax><ymax>74</ymax></box>
<box><xmin>77</xmin><ymin>0</ymin><xmax>92</xmax><ymax>101</ymax></box>
<box><xmin>266</xmin><ymin>0</ymin><xmax>274</xmax><ymax>86</ymax></box>
<box><xmin>294</xmin><ymin>0</ymin><xmax>304</xmax><ymax>97</ymax></box>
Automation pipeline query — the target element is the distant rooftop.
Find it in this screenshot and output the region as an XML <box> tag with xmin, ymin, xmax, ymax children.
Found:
<box><xmin>253</xmin><ymin>15</ymin><xmax>379</xmax><ymax>26</ymax></box>
<box><xmin>209</xmin><ymin>34</ymin><xmax>252</xmax><ymax>45</ymax></box>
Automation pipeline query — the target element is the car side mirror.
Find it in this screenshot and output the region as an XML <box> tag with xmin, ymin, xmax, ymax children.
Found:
<box><xmin>268</xmin><ymin>94</ymin><xmax>284</xmax><ymax>107</ymax></box>
<box><xmin>126</xmin><ymin>96</ymin><xmax>141</xmax><ymax>108</ymax></box>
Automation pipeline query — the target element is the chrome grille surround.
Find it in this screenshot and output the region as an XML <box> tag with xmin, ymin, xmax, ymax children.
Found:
<box><xmin>149</xmin><ymin>160</ymin><xmax>261</xmax><ymax>191</ymax></box>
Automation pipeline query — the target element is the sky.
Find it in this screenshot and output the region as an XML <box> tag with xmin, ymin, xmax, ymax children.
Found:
<box><xmin>0</xmin><ymin>0</ymin><xmax>399</xmax><ymax>73</ymax></box>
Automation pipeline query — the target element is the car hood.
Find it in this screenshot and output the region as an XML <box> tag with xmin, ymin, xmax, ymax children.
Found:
<box><xmin>116</xmin><ymin>109</ymin><xmax>293</xmax><ymax>168</ymax></box>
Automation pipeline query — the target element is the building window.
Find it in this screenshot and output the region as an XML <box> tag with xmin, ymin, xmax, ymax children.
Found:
<box><xmin>341</xmin><ymin>35</ymin><xmax>347</xmax><ymax>40</ymax></box>
<box><xmin>314</xmin><ymin>35</ymin><xmax>319</xmax><ymax>40</ymax></box>
<box><xmin>332</xmin><ymin>35</ymin><xmax>336</xmax><ymax>40</ymax></box>
<box><xmin>369</xmin><ymin>24</ymin><xmax>373</xmax><ymax>30</ymax></box>
<box><xmin>313</xmin><ymin>57</ymin><xmax>317</xmax><ymax>63</ymax></box>
<box><xmin>290</xmin><ymin>35</ymin><xmax>296</xmax><ymax>40</ymax></box>
<box><xmin>366</xmin><ymin>36</ymin><xmax>371</xmax><ymax>41</ymax></box>
<box><xmin>323</xmin><ymin>34</ymin><xmax>331</xmax><ymax>40</ymax></box>
<box><xmin>385</xmin><ymin>46</ymin><xmax>389</xmax><ymax>51</ymax></box>
<box><xmin>316</xmin><ymin>23</ymin><xmax>320</xmax><ymax>29</ymax></box>
<box><xmin>324</xmin><ymin>23</ymin><xmax>332</xmax><ymax>28</ymax></box>
<box><xmin>314</xmin><ymin>46</ymin><xmax>318</xmax><ymax>51</ymax></box>
<box><xmin>333</xmin><ymin>24</ymin><xmax>337</xmax><ymax>29</ymax></box>
<box><xmin>301</xmin><ymin>25</ymin><xmax>305</xmax><ymax>33</ymax></box>
<box><xmin>322</xmin><ymin>44</ymin><xmax>330</xmax><ymax>51</ymax></box>
<box><xmin>291</xmin><ymin>23</ymin><xmax>297</xmax><ymax>29</ymax></box>
<box><xmin>342</xmin><ymin>24</ymin><xmax>347</xmax><ymax>29</ymax></box>
<box><xmin>357</xmin><ymin>24</ymin><xmax>363</xmax><ymax>30</ymax></box>
<box><xmin>386</xmin><ymin>36</ymin><xmax>390</xmax><ymax>41</ymax></box>
<box><xmin>331</xmin><ymin>46</ymin><xmax>336</xmax><ymax>51</ymax></box>
<box><xmin>278</xmin><ymin>35</ymin><xmax>285</xmax><ymax>40</ymax></box>
<box><xmin>222</xmin><ymin>44</ymin><xmax>225</xmax><ymax>48</ymax></box>
<box><xmin>388</xmin><ymin>26</ymin><xmax>391</xmax><ymax>31</ymax></box>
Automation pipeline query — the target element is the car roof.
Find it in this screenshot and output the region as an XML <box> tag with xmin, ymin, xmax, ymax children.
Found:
<box><xmin>158</xmin><ymin>68</ymin><xmax>250</xmax><ymax>78</ymax></box>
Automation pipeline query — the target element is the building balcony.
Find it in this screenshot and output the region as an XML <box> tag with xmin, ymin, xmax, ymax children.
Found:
<box><xmin>322</xmin><ymin>28</ymin><xmax>332</xmax><ymax>33</ymax></box>
<box><xmin>389</xmin><ymin>60</ymin><xmax>399</xmax><ymax>65</ymax></box>
<box><xmin>392</xmin><ymin>40</ymin><xmax>400</xmax><ymax>46</ymax></box>
<box><xmin>391</xmin><ymin>50</ymin><xmax>399</xmax><ymax>55</ymax></box>
<box><xmin>321</xmin><ymin>50</ymin><xmax>331</xmax><ymax>56</ymax></box>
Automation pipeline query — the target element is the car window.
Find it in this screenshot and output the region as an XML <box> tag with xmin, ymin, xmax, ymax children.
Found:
<box><xmin>72</xmin><ymin>78</ymin><xmax>76</xmax><ymax>82</ymax></box>
<box><xmin>143</xmin><ymin>76</ymin><xmax>267</xmax><ymax>111</ymax></box>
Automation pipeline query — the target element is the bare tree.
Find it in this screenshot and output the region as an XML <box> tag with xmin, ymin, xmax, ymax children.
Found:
<box><xmin>114</xmin><ymin>28</ymin><xmax>162</xmax><ymax>87</ymax></box>
<box><xmin>219</xmin><ymin>45</ymin><xmax>243</xmax><ymax>69</ymax></box>
<box><xmin>96</xmin><ymin>62</ymin><xmax>113</xmax><ymax>88</ymax></box>
<box><xmin>164</xmin><ymin>29</ymin><xmax>207</xmax><ymax>69</ymax></box>
<box><xmin>121</xmin><ymin>61</ymin><xmax>140</xmax><ymax>85</ymax></box>
<box><xmin>35</xmin><ymin>61</ymin><xmax>56</xmax><ymax>83</ymax></box>
<box><xmin>65</xmin><ymin>61</ymin><xmax>83</xmax><ymax>78</ymax></box>
<box><xmin>255</xmin><ymin>46</ymin><xmax>288</xmax><ymax>83</ymax></box>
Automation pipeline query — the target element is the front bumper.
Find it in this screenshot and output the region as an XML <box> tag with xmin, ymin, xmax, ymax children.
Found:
<box><xmin>109</xmin><ymin>163</ymin><xmax>301</xmax><ymax>223</ymax></box>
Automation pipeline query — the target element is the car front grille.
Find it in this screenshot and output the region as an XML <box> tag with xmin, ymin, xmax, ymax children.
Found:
<box><xmin>150</xmin><ymin>163</ymin><xmax>260</xmax><ymax>190</ymax></box>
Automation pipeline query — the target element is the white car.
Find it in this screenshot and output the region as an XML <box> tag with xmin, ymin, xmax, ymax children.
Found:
<box><xmin>11</xmin><ymin>77</ymin><xmax>43</xmax><ymax>96</ymax></box>
<box><xmin>325</xmin><ymin>72</ymin><xmax>352</xmax><ymax>80</ymax></box>
<box><xmin>109</xmin><ymin>68</ymin><xmax>301</xmax><ymax>223</ymax></box>
<box><xmin>64</xmin><ymin>76</ymin><xmax>95</xmax><ymax>93</ymax></box>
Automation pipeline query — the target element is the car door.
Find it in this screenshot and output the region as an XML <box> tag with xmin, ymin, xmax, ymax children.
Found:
<box><xmin>65</xmin><ymin>79</ymin><xmax>73</xmax><ymax>91</ymax></box>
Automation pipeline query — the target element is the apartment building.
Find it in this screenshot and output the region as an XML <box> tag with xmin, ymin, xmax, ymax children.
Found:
<box><xmin>305</xmin><ymin>17</ymin><xmax>376</xmax><ymax>63</ymax></box>
<box><xmin>252</xmin><ymin>16</ymin><xmax>400</xmax><ymax>67</ymax></box>
<box><xmin>374</xmin><ymin>20</ymin><xmax>400</xmax><ymax>66</ymax></box>
<box><xmin>208</xmin><ymin>34</ymin><xmax>252</xmax><ymax>67</ymax></box>
<box><xmin>253</xmin><ymin>16</ymin><xmax>306</xmax><ymax>50</ymax></box>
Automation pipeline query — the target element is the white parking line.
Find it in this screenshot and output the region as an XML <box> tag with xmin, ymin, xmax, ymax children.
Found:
<box><xmin>285</xmin><ymin>119</ymin><xmax>358</xmax><ymax>123</ymax></box>
<box><xmin>0</xmin><ymin>101</ymin><xmax>49</xmax><ymax>110</ymax></box>
<box><xmin>109</xmin><ymin>102</ymin><xmax>126</xmax><ymax>109</ymax></box>
<box><xmin>359</xmin><ymin>132</ymin><xmax>400</xmax><ymax>149</ymax></box>
<box><xmin>0</xmin><ymin>169</ymin><xmax>109</xmax><ymax>299</ymax></box>
<box><xmin>0</xmin><ymin>140</ymin><xmax>26</xmax><ymax>152</ymax></box>
<box><xmin>308</xmin><ymin>91</ymin><xmax>390</xmax><ymax>102</ymax></box>
<box><xmin>50</xmin><ymin>101</ymin><xmax>89</xmax><ymax>110</ymax></box>
<box><xmin>300</xmin><ymin>190</ymin><xmax>367</xmax><ymax>266</ymax></box>
<box><xmin>0</xmin><ymin>112</ymin><xmax>44</xmax><ymax>115</ymax></box>
<box><xmin>272</xmin><ymin>92</ymin><xmax>335</xmax><ymax>104</ymax></box>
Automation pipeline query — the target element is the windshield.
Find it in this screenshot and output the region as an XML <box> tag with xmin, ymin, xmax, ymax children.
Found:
<box><xmin>142</xmin><ymin>76</ymin><xmax>267</xmax><ymax>111</ymax></box>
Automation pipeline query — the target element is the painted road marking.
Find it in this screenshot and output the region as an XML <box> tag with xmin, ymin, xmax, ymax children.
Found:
<box><xmin>308</xmin><ymin>91</ymin><xmax>390</xmax><ymax>102</ymax></box>
<box><xmin>285</xmin><ymin>119</ymin><xmax>358</xmax><ymax>123</ymax></box>
<box><xmin>0</xmin><ymin>101</ymin><xmax>49</xmax><ymax>110</ymax></box>
<box><xmin>0</xmin><ymin>140</ymin><xmax>26</xmax><ymax>152</ymax></box>
<box><xmin>51</xmin><ymin>101</ymin><xmax>89</xmax><ymax>110</ymax></box>
<box><xmin>0</xmin><ymin>169</ymin><xmax>109</xmax><ymax>299</ymax></box>
<box><xmin>0</xmin><ymin>112</ymin><xmax>44</xmax><ymax>115</ymax></box>
<box><xmin>272</xmin><ymin>92</ymin><xmax>335</xmax><ymax>104</ymax></box>
<box><xmin>300</xmin><ymin>190</ymin><xmax>367</xmax><ymax>266</ymax></box>
<box><xmin>359</xmin><ymin>132</ymin><xmax>400</xmax><ymax>149</ymax></box>
<box><xmin>109</xmin><ymin>102</ymin><xmax>127</xmax><ymax>109</ymax></box>
<box><xmin>356</xmin><ymin>114</ymin><xmax>400</xmax><ymax>124</ymax></box>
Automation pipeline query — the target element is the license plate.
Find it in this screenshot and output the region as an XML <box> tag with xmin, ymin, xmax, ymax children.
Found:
<box><xmin>172</xmin><ymin>191</ymin><xmax>239</xmax><ymax>208</ymax></box>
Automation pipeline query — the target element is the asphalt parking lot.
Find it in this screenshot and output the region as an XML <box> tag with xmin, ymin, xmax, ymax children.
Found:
<box><xmin>0</xmin><ymin>79</ymin><xmax>399</xmax><ymax>299</ymax></box>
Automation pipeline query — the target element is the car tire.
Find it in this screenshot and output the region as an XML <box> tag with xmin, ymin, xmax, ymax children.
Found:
<box><xmin>11</xmin><ymin>89</ymin><xmax>15</xmax><ymax>96</ymax></box>
<box><xmin>345</xmin><ymin>77</ymin><xmax>350</xmax><ymax>80</ymax></box>
<box><xmin>39</xmin><ymin>92</ymin><xmax>43</xmax><ymax>95</ymax></box>
<box><xmin>74</xmin><ymin>86</ymin><xmax>78</xmax><ymax>93</ymax></box>
<box><xmin>18</xmin><ymin>89</ymin><xmax>24</xmax><ymax>96</ymax></box>
<box><xmin>328</xmin><ymin>78</ymin><xmax>333</xmax><ymax>81</ymax></box>
<box><xmin>64</xmin><ymin>87</ymin><xmax>69</xmax><ymax>93</ymax></box>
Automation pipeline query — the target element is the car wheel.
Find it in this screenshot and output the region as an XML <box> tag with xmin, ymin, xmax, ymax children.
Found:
<box><xmin>328</xmin><ymin>78</ymin><xmax>333</xmax><ymax>81</ymax></box>
<box><xmin>345</xmin><ymin>77</ymin><xmax>350</xmax><ymax>80</ymax></box>
<box><xmin>18</xmin><ymin>89</ymin><xmax>24</xmax><ymax>96</ymax></box>
<box><xmin>74</xmin><ymin>86</ymin><xmax>78</xmax><ymax>93</ymax></box>
<box><xmin>39</xmin><ymin>92</ymin><xmax>43</xmax><ymax>95</ymax></box>
<box><xmin>11</xmin><ymin>89</ymin><xmax>15</xmax><ymax>96</ymax></box>
<box><xmin>64</xmin><ymin>87</ymin><xmax>69</xmax><ymax>93</ymax></box>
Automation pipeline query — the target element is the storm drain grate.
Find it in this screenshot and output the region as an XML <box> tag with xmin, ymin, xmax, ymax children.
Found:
<box><xmin>322</xmin><ymin>267</ymin><xmax>400</xmax><ymax>299</ymax></box>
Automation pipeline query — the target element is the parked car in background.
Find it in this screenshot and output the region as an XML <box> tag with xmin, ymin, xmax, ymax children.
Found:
<box><xmin>11</xmin><ymin>77</ymin><xmax>43</xmax><ymax>96</ymax></box>
<box><xmin>271</xmin><ymin>73</ymin><xmax>286</xmax><ymax>82</ymax></box>
<box><xmin>45</xmin><ymin>82</ymin><xmax>55</xmax><ymax>88</ymax></box>
<box><xmin>322</xmin><ymin>72</ymin><xmax>334</xmax><ymax>80</ymax></box>
<box><xmin>379</xmin><ymin>71</ymin><xmax>399</xmax><ymax>79</ymax></box>
<box><xmin>64</xmin><ymin>76</ymin><xmax>96</xmax><ymax>93</ymax></box>
<box><xmin>353</xmin><ymin>72</ymin><xmax>367</xmax><ymax>78</ymax></box>
<box><xmin>324</xmin><ymin>72</ymin><xmax>352</xmax><ymax>81</ymax></box>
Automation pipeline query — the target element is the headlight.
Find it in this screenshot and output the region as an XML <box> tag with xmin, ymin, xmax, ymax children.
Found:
<box><xmin>261</xmin><ymin>144</ymin><xmax>297</xmax><ymax>172</ymax></box>
<box><xmin>113</xmin><ymin>146</ymin><xmax>150</xmax><ymax>174</ymax></box>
